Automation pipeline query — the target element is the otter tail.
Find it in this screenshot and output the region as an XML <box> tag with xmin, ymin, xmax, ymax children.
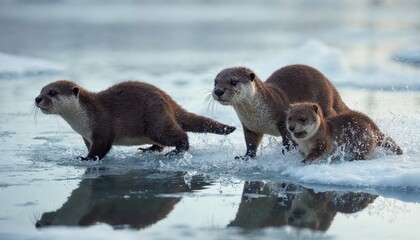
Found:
<box><xmin>377</xmin><ymin>132</ymin><xmax>403</xmax><ymax>155</ymax></box>
<box><xmin>178</xmin><ymin>111</ymin><xmax>236</xmax><ymax>135</ymax></box>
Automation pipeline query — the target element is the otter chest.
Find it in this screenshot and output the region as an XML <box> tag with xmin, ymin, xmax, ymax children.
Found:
<box><xmin>294</xmin><ymin>139</ymin><xmax>313</xmax><ymax>156</ymax></box>
<box><xmin>234</xmin><ymin>104</ymin><xmax>281</xmax><ymax>136</ymax></box>
<box><xmin>62</xmin><ymin>111</ymin><xmax>92</xmax><ymax>141</ymax></box>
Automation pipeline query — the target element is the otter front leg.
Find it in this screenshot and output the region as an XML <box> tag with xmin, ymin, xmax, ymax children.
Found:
<box><xmin>301</xmin><ymin>141</ymin><xmax>330</xmax><ymax>164</ymax></box>
<box><xmin>83</xmin><ymin>138</ymin><xmax>91</xmax><ymax>150</ymax></box>
<box><xmin>236</xmin><ymin>125</ymin><xmax>263</xmax><ymax>160</ymax></box>
<box><xmin>80</xmin><ymin>136</ymin><xmax>113</xmax><ymax>161</ymax></box>
<box><xmin>301</xmin><ymin>156</ymin><xmax>315</xmax><ymax>164</ymax></box>
<box><xmin>282</xmin><ymin>132</ymin><xmax>296</xmax><ymax>151</ymax></box>
<box><xmin>278</xmin><ymin>121</ymin><xmax>296</xmax><ymax>152</ymax></box>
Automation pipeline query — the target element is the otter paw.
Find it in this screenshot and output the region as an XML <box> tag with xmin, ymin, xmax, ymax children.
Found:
<box><xmin>78</xmin><ymin>156</ymin><xmax>89</xmax><ymax>161</ymax></box>
<box><xmin>139</xmin><ymin>145</ymin><xmax>164</xmax><ymax>153</ymax></box>
<box><xmin>78</xmin><ymin>156</ymin><xmax>99</xmax><ymax>161</ymax></box>
<box><xmin>224</xmin><ymin>126</ymin><xmax>236</xmax><ymax>135</ymax></box>
<box><xmin>282</xmin><ymin>143</ymin><xmax>296</xmax><ymax>154</ymax></box>
<box><xmin>301</xmin><ymin>158</ymin><xmax>313</xmax><ymax>164</ymax></box>
<box><xmin>165</xmin><ymin>149</ymin><xmax>183</xmax><ymax>157</ymax></box>
<box><xmin>235</xmin><ymin>155</ymin><xmax>251</xmax><ymax>161</ymax></box>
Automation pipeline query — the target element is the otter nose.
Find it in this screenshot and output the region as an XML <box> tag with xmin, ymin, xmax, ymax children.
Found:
<box><xmin>288</xmin><ymin>125</ymin><xmax>295</xmax><ymax>132</ymax></box>
<box><xmin>214</xmin><ymin>88</ymin><xmax>225</xmax><ymax>97</ymax></box>
<box><xmin>35</xmin><ymin>96</ymin><xmax>42</xmax><ymax>104</ymax></box>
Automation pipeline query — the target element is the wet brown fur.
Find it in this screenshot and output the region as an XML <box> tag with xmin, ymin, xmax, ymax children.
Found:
<box><xmin>229</xmin><ymin>181</ymin><xmax>377</xmax><ymax>231</ymax></box>
<box><xmin>287</xmin><ymin>102</ymin><xmax>403</xmax><ymax>163</ymax></box>
<box><xmin>213</xmin><ymin>64</ymin><xmax>349</xmax><ymax>158</ymax></box>
<box><xmin>35</xmin><ymin>80</ymin><xmax>236</xmax><ymax>160</ymax></box>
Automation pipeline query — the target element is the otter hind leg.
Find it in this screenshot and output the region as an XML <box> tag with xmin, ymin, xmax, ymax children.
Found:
<box><xmin>377</xmin><ymin>133</ymin><xmax>403</xmax><ymax>155</ymax></box>
<box><xmin>147</xmin><ymin>120</ymin><xmax>189</xmax><ymax>157</ymax></box>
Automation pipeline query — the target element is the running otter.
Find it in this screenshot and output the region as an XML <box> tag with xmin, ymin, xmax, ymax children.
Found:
<box><xmin>286</xmin><ymin>102</ymin><xmax>403</xmax><ymax>163</ymax></box>
<box><xmin>35</xmin><ymin>80</ymin><xmax>236</xmax><ymax>160</ymax></box>
<box><xmin>212</xmin><ymin>64</ymin><xmax>349</xmax><ymax>159</ymax></box>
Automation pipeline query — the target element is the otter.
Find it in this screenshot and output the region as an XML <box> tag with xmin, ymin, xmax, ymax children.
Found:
<box><xmin>35</xmin><ymin>80</ymin><xmax>236</xmax><ymax>160</ymax></box>
<box><xmin>212</xmin><ymin>64</ymin><xmax>349</xmax><ymax>159</ymax></box>
<box><xmin>286</xmin><ymin>102</ymin><xmax>403</xmax><ymax>163</ymax></box>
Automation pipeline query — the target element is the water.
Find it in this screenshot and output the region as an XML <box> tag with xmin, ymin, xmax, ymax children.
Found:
<box><xmin>1</xmin><ymin>0</ymin><xmax>420</xmax><ymax>239</ymax></box>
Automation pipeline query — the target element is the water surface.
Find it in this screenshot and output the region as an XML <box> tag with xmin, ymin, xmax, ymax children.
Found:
<box><xmin>1</xmin><ymin>0</ymin><xmax>420</xmax><ymax>239</ymax></box>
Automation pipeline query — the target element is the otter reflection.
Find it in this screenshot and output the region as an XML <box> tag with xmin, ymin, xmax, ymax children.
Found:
<box><xmin>36</xmin><ymin>169</ymin><xmax>210</xmax><ymax>229</ymax></box>
<box><xmin>229</xmin><ymin>181</ymin><xmax>377</xmax><ymax>231</ymax></box>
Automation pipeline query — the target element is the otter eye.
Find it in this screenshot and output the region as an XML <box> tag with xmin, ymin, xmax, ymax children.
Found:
<box><xmin>48</xmin><ymin>90</ymin><xmax>57</xmax><ymax>96</ymax></box>
<box><xmin>299</xmin><ymin>116</ymin><xmax>307</xmax><ymax>123</ymax></box>
<box><xmin>231</xmin><ymin>80</ymin><xmax>238</xmax><ymax>86</ymax></box>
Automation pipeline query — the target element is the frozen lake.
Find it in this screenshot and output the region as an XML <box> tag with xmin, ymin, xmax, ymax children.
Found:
<box><xmin>1</xmin><ymin>0</ymin><xmax>420</xmax><ymax>239</ymax></box>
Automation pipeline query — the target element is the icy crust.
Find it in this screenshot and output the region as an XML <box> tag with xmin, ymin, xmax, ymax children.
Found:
<box><xmin>0</xmin><ymin>52</ymin><xmax>64</xmax><ymax>78</ymax></box>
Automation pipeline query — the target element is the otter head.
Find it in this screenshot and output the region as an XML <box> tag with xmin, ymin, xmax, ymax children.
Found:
<box><xmin>212</xmin><ymin>67</ymin><xmax>256</xmax><ymax>105</ymax></box>
<box><xmin>284</xmin><ymin>189</ymin><xmax>335</xmax><ymax>231</ymax></box>
<box><xmin>35</xmin><ymin>80</ymin><xmax>81</xmax><ymax>115</ymax></box>
<box><xmin>286</xmin><ymin>102</ymin><xmax>322</xmax><ymax>140</ymax></box>
<box><xmin>284</xmin><ymin>189</ymin><xmax>319</xmax><ymax>229</ymax></box>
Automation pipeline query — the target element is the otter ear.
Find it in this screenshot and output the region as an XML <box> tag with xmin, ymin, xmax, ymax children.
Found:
<box><xmin>73</xmin><ymin>87</ymin><xmax>79</xmax><ymax>98</ymax></box>
<box><xmin>313</xmin><ymin>104</ymin><xmax>318</xmax><ymax>114</ymax></box>
<box><xmin>249</xmin><ymin>72</ymin><xmax>255</xmax><ymax>81</ymax></box>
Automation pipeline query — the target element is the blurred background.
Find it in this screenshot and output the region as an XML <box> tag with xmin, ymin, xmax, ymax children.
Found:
<box><xmin>0</xmin><ymin>0</ymin><xmax>419</xmax><ymax>89</ymax></box>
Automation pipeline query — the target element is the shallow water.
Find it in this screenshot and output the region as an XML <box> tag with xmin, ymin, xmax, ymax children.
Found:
<box><xmin>1</xmin><ymin>0</ymin><xmax>420</xmax><ymax>239</ymax></box>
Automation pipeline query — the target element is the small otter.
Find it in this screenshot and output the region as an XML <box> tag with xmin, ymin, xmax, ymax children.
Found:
<box><xmin>286</xmin><ymin>102</ymin><xmax>403</xmax><ymax>163</ymax></box>
<box><xmin>35</xmin><ymin>80</ymin><xmax>236</xmax><ymax>160</ymax></box>
<box><xmin>213</xmin><ymin>64</ymin><xmax>349</xmax><ymax>159</ymax></box>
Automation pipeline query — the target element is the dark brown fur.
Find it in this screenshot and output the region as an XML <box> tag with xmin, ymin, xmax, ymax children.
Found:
<box><xmin>213</xmin><ymin>64</ymin><xmax>349</xmax><ymax>159</ymax></box>
<box><xmin>35</xmin><ymin>80</ymin><xmax>236</xmax><ymax>160</ymax></box>
<box><xmin>287</xmin><ymin>102</ymin><xmax>403</xmax><ymax>163</ymax></box>
<box><xmin>229</xmin><ymin>181</ymin><xmax>377</xmax><ymax>231</ymax></box>
<box><xmin>35</xmin><ymin>170</ymin><xmax>210</xmax><ymax>229</ymax></box>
